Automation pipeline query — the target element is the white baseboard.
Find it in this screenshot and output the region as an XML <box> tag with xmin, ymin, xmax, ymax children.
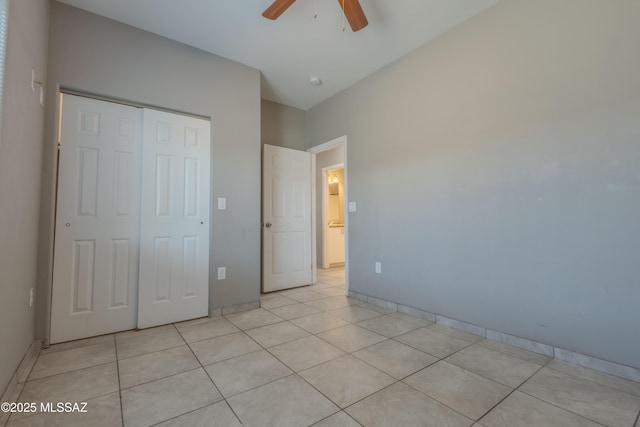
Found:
<box><xmin>349</xmin><ymin>291</ymin><xmax>640</xmax><ymax>383</ymax></box>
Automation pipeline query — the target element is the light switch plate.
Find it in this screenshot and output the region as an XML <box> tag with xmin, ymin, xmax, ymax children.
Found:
<box><xmin>348</xmin><ymin>201</ymin><xmax>357</xmax><ymax>212</ymax></box>
<box><xmin>375</xmin><ymin>262</ymin><xmax>382</xmax><ymax>274</ymax></box>
<box><xmin>217</xmin><ymin>197</ymin><xmax>226</xmax><ymax>210</ymax></box>
<box><xmin>217</xmin><ymin>267</ymin><xmax>226</xmax><ymax>280</ymax></box>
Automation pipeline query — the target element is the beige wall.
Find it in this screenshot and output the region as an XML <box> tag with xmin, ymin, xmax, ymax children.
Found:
<box><xmin>37</xmin><ymin>3</ymin><xmax>261</xmax><ymax>340</ymax></box>
<box><xmin>0</xmin><ymin>0</ymin><xmax>49</xmax><ymax>395</ymax></box>
<box><xmin>306</xmin><ymin>0</ymin><xmax>640</xmax><ymax>369</ymax></box>
<box><xmin>261</xmin><ymin>99</ymin><xmax>305</xmax><ymax>150</ymax></box>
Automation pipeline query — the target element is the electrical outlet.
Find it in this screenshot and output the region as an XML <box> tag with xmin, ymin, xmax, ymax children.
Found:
<box><xmin>29</xmin><ymin>288</ymin><xmax>35</xmax><ymax>307</ymax></box>
<box><xmin>217</xmin><ymin>267</ymin><xmax>226</xmax><ymax>280</ymax></box>
<box><xmin>375</xmin><ymin>262</ymin><xmax>382</xmax><ymax>274</ymax></box>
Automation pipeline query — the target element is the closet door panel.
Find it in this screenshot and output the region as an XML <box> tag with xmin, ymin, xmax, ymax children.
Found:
<box><xmin>138</xmin><ymin>109</ymin><xmax>210</xmax><ymax>328</ymax></box>
<box><xmin>51</xmin><ymin>94</ymin><xmax>141</xmax><ymax>343</ymax></box>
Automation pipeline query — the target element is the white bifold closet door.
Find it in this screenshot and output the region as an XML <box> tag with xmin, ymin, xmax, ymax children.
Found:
<box><xmin>137</xmin><ymin>109</ymin><xmax>210</xmax><ymax>329</ymax></box>
<box><xmin>51</xmin><ymin>94</ymin><xmax>210</xmax><ymax>343</ymax></box>
<box><xmin>51</xmin><ymin>95</ymin><xmax>142</xmax><ymax>343</ymax></box>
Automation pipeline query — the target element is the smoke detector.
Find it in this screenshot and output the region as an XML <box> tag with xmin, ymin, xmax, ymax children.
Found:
<box><xmin>309</xmin><ymin>76</ymin><xmax>322</xmax><ymax>86</ymax></box>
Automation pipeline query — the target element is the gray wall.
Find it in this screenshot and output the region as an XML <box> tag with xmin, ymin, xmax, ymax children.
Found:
<box><xmin>315</xmin><ymin>146</ymin><xmax>344</xmax><ymax>266</ymax></box>
<box><xmin>261</xmin><ymin>99</ymin><xmax>305</xmax><ymax>150</ymax></box>
<box><xmin>0</xmin><ymin>0</ymin><xmax>49</xmax><ymax>395</ymax></box>
<box><xmin>306</xmin><ymin>0</ymin><xmax>640</xmax><ymax>369</ymax></box>
<box><xmin>37</xmin><ymin>3</ymin><xmax>261</xmax><ymax>339</ymax></box>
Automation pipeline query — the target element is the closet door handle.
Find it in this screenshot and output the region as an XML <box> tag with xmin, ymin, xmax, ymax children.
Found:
<box><xmin>265</xmin><ymin>222</ymin><xmax>272</xmax><ymax>228</ymax></box>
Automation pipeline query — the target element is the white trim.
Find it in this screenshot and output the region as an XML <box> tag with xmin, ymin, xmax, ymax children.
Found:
<box><xmin>308</xmin><ymin>136</ymin><xmax>348</xmax><ymax>295</ymax></box>
<box><xmin>349</xmin><ymin>290</ymin><xmax>640</xmax><ymax>382</ymax></box>
<box><xmin>308</xmin><ymin>135</ymin><xmax>347</xmax><ymax>154</ymax></box>
<box><xmin>310</xmin><ymin>154</ymin><xmax>317</xmax><ymax>284</ymax></box>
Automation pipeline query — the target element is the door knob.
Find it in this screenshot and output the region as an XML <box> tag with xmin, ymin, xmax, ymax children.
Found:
<box><xmin>265</xmin><ymin>222</ymin><xmax>272</xmax><ymax>228</ymax></box>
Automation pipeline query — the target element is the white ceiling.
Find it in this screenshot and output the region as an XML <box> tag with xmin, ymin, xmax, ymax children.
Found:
<box><xmin>57</xmin><ymin>0</ymin><xmax>498</xmax><ymax>110</ymax></box>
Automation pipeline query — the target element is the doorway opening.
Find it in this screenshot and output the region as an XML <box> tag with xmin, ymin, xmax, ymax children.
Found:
<box><xmin>322</xmin><ymin>166</ymin><xmax>345</xmax><ymax>269</ymax></box>
<box><xmin>309</xmin><ymin>136</ymin><xmax>348</xmax><ymax>296</ymax></box>
<box><xmin>260</xmin><ymin>139</ymin><xmax>347</xmax><ymax>296</ymax></box>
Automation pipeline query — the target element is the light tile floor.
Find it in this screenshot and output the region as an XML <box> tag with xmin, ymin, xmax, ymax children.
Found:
<box><xmin>6</xmin><ymin>266</ymin><xmax>640</xmax><ymax>426</ymax></box>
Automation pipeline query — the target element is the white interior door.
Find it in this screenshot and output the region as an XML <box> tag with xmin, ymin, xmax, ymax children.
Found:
<box><xmin>137</xmin><ymin>109</ymin><xmax>211</xmax><ymax>328</ymax></box>
<box><xmin>263</xmin><ymin>144</ymin><xmax>312</xmax><ymax>292</ymax></box>
<box><xmin>51</xmin><ymin>94</ymin><xmax>141</xmax><ymax>343</ymax></box>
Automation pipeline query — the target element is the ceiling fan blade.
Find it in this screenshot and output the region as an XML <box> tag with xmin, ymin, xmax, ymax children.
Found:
<box><xmin>262</xmin><ymin>0</ymin><xmax>297</xmax><ymax>20</ymax></box>
<box><xmin>338</xmin><ymin>0</ymin><xmax>368</xmax><ymax>32</ymax></box>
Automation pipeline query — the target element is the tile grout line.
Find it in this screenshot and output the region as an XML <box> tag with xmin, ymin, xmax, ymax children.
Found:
<box><xmin>39</xmin><ymin>334</ymin><xmax>112</xmax><ymax>354</ymax></box>
<box><xmin>387</xmin><ymin>331</ymin><xmax>475</xmax><ymax>361</ymax></box>
<box><xmin>254</xmin><ymin>300</ymin><xmax>428</xmax><ymax>422</ymax></box>
<box><xmin>113</xmin><ymin>333</ymin><xmax>125</xmax><ymax>427</ymax></box>
<box><xmin>397</xmin><ymin>340</ymin><xmax>524</xmax><ymax>422</ymax></box>
<box><xmin>308</xmin><ymin>411</ymin><xmax>363</xmax><ymax>427</ymax></box>
<box><xmin>207</xmin><ymin>313</ymin><xmax>339</xmax><ymax>425</ymax></box>
<box><xmin>218</xmin><ymin>294</ymin><xmax>359</xmax><ymax>420</ymax></box>
<box><xmin>174</xmin><ymin>321</ymin><xmax>242</xmax><ymax>345</ymax></box>
<box><xmin>511</xmin><ymin>391</ymin><xmax>610</xmax><ymax>427</ymax></box>
<box><xmin>182</xmin><ymin>303</ymin><xmax>362</xmax><ymax>427</ymax></box>
<box><xmin>542</xmin><ymin>362</ymin><xmax>640</xmax><ymax>398</ymax></box>
<box><xmin>175</xmin><ymin>322</ymin><xmax>245</xmax><ymax>426</ymax></box>
<box><xmin>116</xmin><ymin>326</ymin><xmax>202</xmax><ymax>390</ymax></box>
<box><xmin>117</xmin><ymin>342</ymin><xmax>187</xmax><ymax>362</ymax></box>
<box><xmin>118</xmin><ymin>324</ymin><xmax>221</xmax><ymax>425</ymax></box>
<box><xmin>6</xmin><ymin>337</ymin><xmax>119</xmax><ymax>426</ymax></box>
<box><xmin>25</xmin><ymin>340</ymin><xmax>117</xmax><ymax>382</ymax></box>
<box><xmin>474</xmin><ymin>355</ymin><xmax>553</xmax><ymax>425</ymax></box>
<box><xmin>212</xmin><ymin>323</ymin><xmax>304</xmax><ymax>422</ymax></box>
<box><xmin>2</xmin><ymin>348</ymin><xmax>38</xmax><ymax>426</ymax></box>
<box><xmin>341</xmin><ymin>363</ymin><xmax>485</xmax><ymax>426</ymax></box>
<box><xmin>15</xmin><ymin>359</ymin><xmax>117</xmax><ymax>385</ymax></box>
<box><xmin>513</xmin><ymin>355</ymin><xmax>612</xmax><ymax>427</ymax></box>
<box><xmin>355</xmin><ymin>325</ymin><xmax>555</xmax><ymax>423</ymax></box>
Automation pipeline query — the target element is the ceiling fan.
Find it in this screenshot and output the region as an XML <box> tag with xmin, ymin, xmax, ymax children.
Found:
<box><xmin>262</xmin><ymin>0</ymin><xmax>368</xmax><ymax>32</ymax></box>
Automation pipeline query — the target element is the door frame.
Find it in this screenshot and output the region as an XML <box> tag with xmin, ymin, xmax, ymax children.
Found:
<box><xmin>308</xmin><ymin>135</ymin><xmax>349</xmax><ymax>295</ymax></box>
<box><xmin>321</xmin><ymin>163</ymin><xmax>344</xmax><ymax>269</ymax></box>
